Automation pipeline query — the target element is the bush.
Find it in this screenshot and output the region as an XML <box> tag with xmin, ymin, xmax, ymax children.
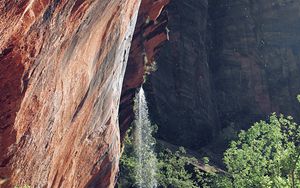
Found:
<box><xmin>118</xmin><ymin>129</ymin><xmax>138</xmax><ymax>187</ymax></box>
<box><xmin>216</xmin><ymin>113</ymin><xmax>300</xmax><ymax>188</ymax></box>
<box><xmin>156</xmin><ymin>147</ymin><xmax>202</xmax><ymax>188</ymax></box>
<box><xmin>118</xmin><ymin>134</ymin><xmax>212</xmax><ymax>188</ymax></box>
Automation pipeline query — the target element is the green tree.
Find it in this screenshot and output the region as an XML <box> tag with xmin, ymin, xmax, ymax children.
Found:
<box><xmin>156</xmin><ymin>147</ymin><xmax>202</xmax><ymax>188</ymax></box>
<box><xmin>118</xmin><ymin>131</ymin><xmax>139</xmax><ymax>187</ymax></box>
<box><xmin>118</xmin><ymin>139</ymin><xmax>210</xmax><ymax>188</ymax></box>
<box><xmin>217</xmin><ymin>113</ymin><xmax>300</xmax><ymax>188</ymax></box>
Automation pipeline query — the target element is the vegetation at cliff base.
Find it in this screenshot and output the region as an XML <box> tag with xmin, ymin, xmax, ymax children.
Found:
<box><xmin>119</xmin><ymin>96</ymin><xmax>300</xmax><ymax>188</ymax></box>
<box><xmin>156</xmin><ymin>147</ymin><xmax>212</xmax><ymax>188</ymax></box>
<box><xmin>214</xmin><ymin>113</ymin><xmax>300</xmax><ymax>188</ymax></box>
<box><xmin>117</xmin><ymin>128</ymin><xmax>211</xmax><ymax>188</ymax></box>
<box><xmin>119</xmin><ymin>112</ymin><xmax>300</xmax><ymax>188</ymax></box>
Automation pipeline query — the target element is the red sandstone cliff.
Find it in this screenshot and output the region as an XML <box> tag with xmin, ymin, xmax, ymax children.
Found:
<box><xmin>0</xmin><ymin>0</ymin><xmax>141</xmax><ymax>187</ymax></box>
<box><xmin>119</xmin><ymin>0</ymin><xmax>170</xmax><ymax>139</ymax></box>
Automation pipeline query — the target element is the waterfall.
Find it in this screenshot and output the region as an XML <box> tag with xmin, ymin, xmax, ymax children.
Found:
<box><xmin>133</xmin><ymin>87</ymin><xmax>157</xmax><ymax>188</ymax></box>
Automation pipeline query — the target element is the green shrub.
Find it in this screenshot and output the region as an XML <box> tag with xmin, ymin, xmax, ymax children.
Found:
<box><xmin>118</xmin><ymin>133</ymin><xmax>212</xmax><ymax>188</ymax></box>
<box><xmin>216</xmin><ymin>113</ymin><xmax>300</xmax><ymax>188</ymax></box>
<box><xmin>118</xmin><ymin>129</ymin><xmax>138</xmax><ymax>187</ymax></box>
<box><xmin>156</xmin><ymin>147</ymin><xmax>202</xmax><ymax>188</ymax></box>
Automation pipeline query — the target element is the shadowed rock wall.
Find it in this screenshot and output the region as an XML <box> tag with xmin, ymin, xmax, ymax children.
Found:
<box><xmin>144</xmin><ymin>0</ymin><xmax>219</xmax><ymax>148</ymax></box>
<box><xmin>209</xmin><ymin>0</ymin><xmax>300</xmax><ymax>131</ymax></box>
<box><xmin>145</xmin><ymin>0</ymin><xmax>300</xmax><ymax>149</ymax></box>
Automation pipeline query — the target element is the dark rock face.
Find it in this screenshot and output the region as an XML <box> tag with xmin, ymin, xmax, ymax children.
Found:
<box><xmin>145</xmin><ymin>0</ymin><xmax>300</xmax><ymax>149</ymax></box>
<box><xmin>209</xmin><ymin>0</ymin><xmax>300</xmax><ymax>130</ymax></box>
<box><xmin>145</xmin><ymin>0</ymin><xmax>219</xmax><ymax>148</ymax></box>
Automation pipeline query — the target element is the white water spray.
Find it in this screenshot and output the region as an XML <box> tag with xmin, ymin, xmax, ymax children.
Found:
<box><xmin>134</xmin><ymin>87</ymin><xmax>157</xmax><ymax>188</ymax></box>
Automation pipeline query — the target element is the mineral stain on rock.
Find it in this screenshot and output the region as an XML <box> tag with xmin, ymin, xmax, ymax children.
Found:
<box><xmin>0</xmin><ymin>0</ymin><xmax>141</xmax><ymax>187</ymax></box>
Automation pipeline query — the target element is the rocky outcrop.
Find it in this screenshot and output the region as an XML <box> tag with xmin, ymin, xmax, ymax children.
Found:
<box><xmin>119</xmin><ymin>0</ymin><xmax>170</xmax><ymax>139</ymax></box>
<box><xmin>0</xmin><ymin>0</ymin><xmax>140</xmax><ymax>187</ymax></box>
<box><xmin>145</xmin><ymin>0</ymin><xmax>300</xmax><ymax>149</ymax></box>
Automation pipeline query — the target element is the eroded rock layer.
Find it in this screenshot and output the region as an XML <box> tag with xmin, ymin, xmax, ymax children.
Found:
<box><xmin>0</xmin><ymin>0</ymin><xmax>140</xmax><ymax>187</ymax></box>
<box><xmin>119</xmin><ymin>0</ymin><xmax>170</xmax><ymax>139</ymax></box>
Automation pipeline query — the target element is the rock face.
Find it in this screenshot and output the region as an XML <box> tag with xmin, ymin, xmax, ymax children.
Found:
<box><xmin>0</xmin><ymin>0</ymin><xmax>140</xmax><ymax>187</ymax></box>
<box><xmin>119</xmin><ymin>0</ymin><xmax>170</xmax><ymax>140</ymax></box>
<box><xmin>144</xmin><ymin>0</ymin><xmax>219</xmax><ymax>148</ymax></box>
<box><xmin>145</xmin><ymin>0</ymin><xmax>300</xmax><ymax>149</ymax></box>
<box><xmin>2</xmin><ymin>0</ymin><xmax>300</xmax><ymax>186</ymax></box>
<box><xmin>209</xmin><ymin>0</ymin><xmax>300</xmax><ymax>131</ymax></box>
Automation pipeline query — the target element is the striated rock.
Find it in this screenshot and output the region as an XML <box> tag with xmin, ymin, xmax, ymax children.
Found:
<box><xmin>209</xmin><ymin>0</ymin><xmax>300</xmax><ymax>131</ymax></box>
<box><xmin>0</xmin><ymin>0</ymin><xmax>140</xmax><ymax>187</ymax></box>
<box><xmin>144</xmin><ymin>0</ymin><xmax>219</xmax><ymax>148</ymax></box>
<box><xmin>119</xmin><ymin>0</ymin><xmax>170</xmax><ymax>139</ymax></box>
<box><xmin>144</xmin><ymin>0</ymin><xmax>300</xmax><ymax>149</ymax></box>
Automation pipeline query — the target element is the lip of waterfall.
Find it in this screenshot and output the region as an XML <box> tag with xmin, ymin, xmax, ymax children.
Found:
<box><xmin>133</xmin><ymin>87</ymin><xmax>158</xmax><ymax>188</ymax></box>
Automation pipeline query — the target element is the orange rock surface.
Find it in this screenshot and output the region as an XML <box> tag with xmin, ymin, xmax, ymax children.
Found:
<box><xmin>119</xmin><ymin>0</ymin><xmax>170</xmax><ymax>139</ymax></box>
<box><xmin>0</xmin><ymin>0</ymin><xmax>141</xmax><ymax>187</ymax></box>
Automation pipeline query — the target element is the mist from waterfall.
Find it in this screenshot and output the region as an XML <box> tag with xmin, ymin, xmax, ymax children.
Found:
<box><xmin>133</xmin><ymin>87</ymin><xmax>158</xmax><ymax>188</ymax></box>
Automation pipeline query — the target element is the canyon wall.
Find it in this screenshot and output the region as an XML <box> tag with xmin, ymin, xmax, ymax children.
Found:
<box><xmin>145</xmin><ymin>0</ymin><xmax>300</xmax><ymax>149</ymax></box>
<box><xmin>209</xmin><ymin>0</ymin><xmax>300</xmax><ymax>131</ymax></box>
<box><xmin>144</xmin><ymin>0</ymin><xmax>219</xmax><ymax>148</ymax></box>
<box><xmin>2</xmin><ymin>0</ymin><xmax>300</xmax><ymax>186</ymax></box>
<box><xmin>119</xmin><ymin>0</ymin><xmax>170</xmax><ymax>140</ymax></box>
<box><xmin>0</xmin><ymin>0</ymin><xmax>140</xmax><ymax>187</ymax></box>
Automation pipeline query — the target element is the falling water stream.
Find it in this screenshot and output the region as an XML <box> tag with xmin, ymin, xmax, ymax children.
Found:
<box><xmin>133</xmin><ymin>87</ymin><xmax>158</xmax><ymax>188</ymax></box>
